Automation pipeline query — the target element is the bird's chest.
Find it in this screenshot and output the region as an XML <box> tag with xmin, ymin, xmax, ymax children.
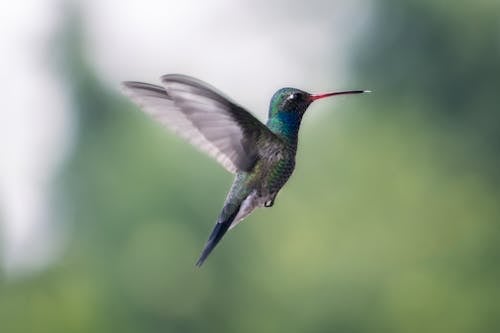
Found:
<box><xmin>259</xmin><ymin>151</ymin><xmax>295</xmax><ymax>196</ymax></box>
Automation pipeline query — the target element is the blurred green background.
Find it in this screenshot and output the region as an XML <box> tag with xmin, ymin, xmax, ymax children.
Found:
<box><xmin>1</xmin><ymin>0</ymin><xmax>500</xmax><ymax>332</ymax></box>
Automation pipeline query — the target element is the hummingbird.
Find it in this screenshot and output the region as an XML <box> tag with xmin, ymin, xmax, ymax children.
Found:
<box><xmin>122</xmin><ymin>74</ymin><xmax>369</xmax><ymax>266</ymax></box>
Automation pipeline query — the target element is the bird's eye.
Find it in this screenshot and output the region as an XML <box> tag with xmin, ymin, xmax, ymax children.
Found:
<box><xmin>288</xmin><ymin>93</ymin><xmax>300</xmax><ymax>101</ymax></box>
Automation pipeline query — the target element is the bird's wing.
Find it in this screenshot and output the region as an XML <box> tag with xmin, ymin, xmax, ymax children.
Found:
<box><xmin>122</xmin><ymin>75</ymin><xmax>279</xmax><ymax>174</ymax></box>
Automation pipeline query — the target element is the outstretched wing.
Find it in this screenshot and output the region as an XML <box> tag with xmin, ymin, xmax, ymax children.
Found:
<box><xmin>122</xmin><ymin>75</ymin><xmax>278</xmax><ymax>173</ymax></box>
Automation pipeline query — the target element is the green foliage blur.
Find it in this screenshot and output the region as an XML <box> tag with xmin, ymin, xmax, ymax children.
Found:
<box><xmin>1</xmin><ymin>1</ymin><xmax>499</xmax><ymax>332</ymax></box>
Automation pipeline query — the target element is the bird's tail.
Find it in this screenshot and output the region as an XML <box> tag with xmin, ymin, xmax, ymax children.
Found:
<box><xmin>195</xmin><ymin>202</ymin><xmax>241</xmax><ymax>267</ymax></box>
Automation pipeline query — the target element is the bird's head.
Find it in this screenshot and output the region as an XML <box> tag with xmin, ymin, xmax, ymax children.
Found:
<box><xmin>268</xmin><ymin>88</ymin><xmax>311</xmax><ymax>118</ymax></box>
<box><xmin>268</xmin><ymin>87</ymin><xmax>370</xmax><ymax>119</ymax></box>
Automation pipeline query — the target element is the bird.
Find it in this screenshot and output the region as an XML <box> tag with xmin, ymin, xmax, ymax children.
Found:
<box><xmin>121</xmin><ymin>74</ymin><xmax>369</xmax><ymax>266</ymax></box>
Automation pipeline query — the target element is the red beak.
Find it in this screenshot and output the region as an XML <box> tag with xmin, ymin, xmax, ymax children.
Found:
<box><xmin>310</xmin><ymin>90</ymin><xmax>371</xmax><ymax>101</ymax></box>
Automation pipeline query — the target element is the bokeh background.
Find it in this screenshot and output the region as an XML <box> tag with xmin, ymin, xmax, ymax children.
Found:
<box><xmin>1</xmin><ymin>0</ymin><xmax>499</xmax><ymax>332</ymax></box>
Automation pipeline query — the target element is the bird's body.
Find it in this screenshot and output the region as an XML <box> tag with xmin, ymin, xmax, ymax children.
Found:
<box><xmin>122</xmin><ymin>75</ymin><xmax>368</xmax><ymax>266</ymax></box>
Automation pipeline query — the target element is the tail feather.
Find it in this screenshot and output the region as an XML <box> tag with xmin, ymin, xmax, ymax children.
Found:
<box><xmin>195</xmin><ymin>204</ymin><xmax>240</xmax><ymax>267</ymax></box>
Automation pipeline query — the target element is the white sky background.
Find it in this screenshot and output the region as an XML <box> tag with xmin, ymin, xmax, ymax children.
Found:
<box><xmin>0</xmin><ymin>0</ymin><xmax>72</xmax><ymax>277</ymax></box>
<box><xmin>0</xmin><ymin>0</ymin><xmax>370</xmax><ymax>276</ymax></box>
<box><xmin>84</xmin><ymin>0</ymin><xmax>370</xmax><ymax>117</ymax></box>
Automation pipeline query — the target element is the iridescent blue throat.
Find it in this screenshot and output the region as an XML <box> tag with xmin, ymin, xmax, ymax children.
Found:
<box><xmin>266</xmin><ymin>111</ymin><xmax>304</xmax><ymax>146</ymax></box>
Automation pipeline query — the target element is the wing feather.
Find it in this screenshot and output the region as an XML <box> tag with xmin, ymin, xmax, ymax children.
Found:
<box><xmin>122</xmin><ymin>75</ymin><xmax>279</xmax><ymax>173</ymax></box>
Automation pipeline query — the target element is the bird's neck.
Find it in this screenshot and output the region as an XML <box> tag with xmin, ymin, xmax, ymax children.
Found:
<box><xmin>266</xmin><ymin>112</ymin><xmax>303</xmax><ymax>147</ymax></box>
